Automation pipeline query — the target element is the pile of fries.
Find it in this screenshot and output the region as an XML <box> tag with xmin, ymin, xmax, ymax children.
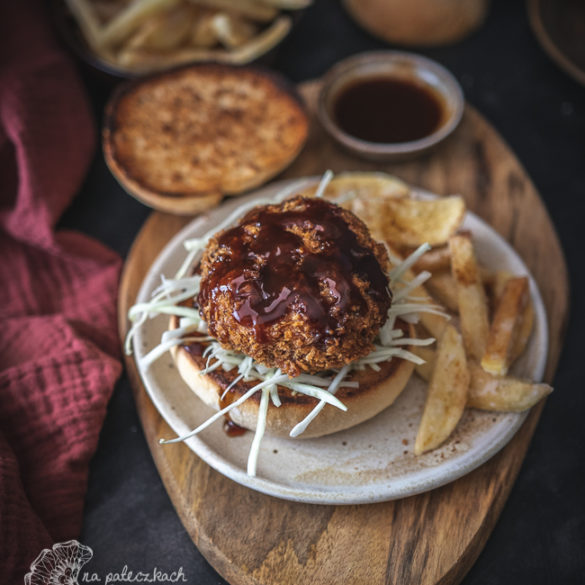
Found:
<box><xmin>64</xmin><ymin>0</ymin><xmax>310</xmax><ymax>73</ymax></box>
<box><xmin>309</xmin><ymin>174</ymin><xmax>552</xmax><ymax>456</ymax></box>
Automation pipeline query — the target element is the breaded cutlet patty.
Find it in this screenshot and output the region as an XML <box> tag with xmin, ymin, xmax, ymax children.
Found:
<box><xmin>197</xmin><ymin>196</ymin><xmax>392</xmax><ymax>377</ymax></box>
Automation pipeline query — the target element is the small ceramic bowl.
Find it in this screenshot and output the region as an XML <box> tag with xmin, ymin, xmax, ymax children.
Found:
<box><xmin>318</xmin><ymin>51</ymin><xmax>464</xmax><ymax>161</ymax></box>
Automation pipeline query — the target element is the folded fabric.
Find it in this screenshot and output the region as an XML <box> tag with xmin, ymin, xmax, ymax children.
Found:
<box><xmin>0</xmin><ymin>1</ymin><xmax>122</xmax><ymax>582</ymax></box>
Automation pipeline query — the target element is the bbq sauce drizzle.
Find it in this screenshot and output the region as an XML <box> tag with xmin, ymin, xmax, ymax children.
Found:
<box><xmin>198</xmin><ymin>197</ymin><xmax>391</xmax><ymax>345</ymax></box>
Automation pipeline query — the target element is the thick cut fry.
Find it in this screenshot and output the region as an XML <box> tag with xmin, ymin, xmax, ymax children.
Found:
<box><xmin>101</xmin><ymin>0</ymin><xmax>182</xmax><ymax>47</ymax></box>
<box><xmin>414</xmin><ymin>325</ymin><xmax>469</xmax><ymax>455</ymax></box>
<box><xmin>467</xmin><ymin>362</ymin><xmax>552</xmax><ymax>412</ymax></box>
<box><xmin>481</xmin><ymin>277</ymin><xmax>529</xmax><ymax>376</ymax></box>
<box><xmin>380</xmin><ymin>196</ymin><xmax>466</xmax><ymax>247</ymax></box>
<box><xmin>413</xmin><ymin>350</ymin><xmax>551</xmax><ymax>412</ymax></box>
<box><xmin>449</xmin><ymin>233</ymin><xmax>489</xmax><ymax>361</ymax></box>
<box><xmin>187</xmin><ymin>0</ymin><xmax>278</xmax><ymax>22</ymax></box>
<box><xmin>426</xmin><ymin>271</ymin><xmax>459</xmax><ymax>312</ymax></box>
<box><xmin>512</xmin><ymin>299</ymin><xmax>534</xmax><ymax>361</ymax></box>
<box><xmin>486</xmin><ymin>270</ymin><xmax>535</xmax><ymax>361</ymax></box>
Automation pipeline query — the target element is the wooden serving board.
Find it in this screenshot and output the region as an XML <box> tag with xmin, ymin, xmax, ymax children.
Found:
<box><xmin>118</xmin><ymin>81</ymin><xmax>569</xmax><ymax>585</ymax></box>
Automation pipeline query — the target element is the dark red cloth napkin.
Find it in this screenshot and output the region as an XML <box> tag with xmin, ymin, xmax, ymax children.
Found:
<box><xmin>0</xmin><ymin>1</ymin><xmax>122</xmax><ymax>581</ymax></box>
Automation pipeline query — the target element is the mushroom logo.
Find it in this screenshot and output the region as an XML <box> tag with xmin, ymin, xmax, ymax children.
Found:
<box><xmin>25</xmin><ymin>540</ymin><xmax>93</xmax><ymax>585</ymax></box>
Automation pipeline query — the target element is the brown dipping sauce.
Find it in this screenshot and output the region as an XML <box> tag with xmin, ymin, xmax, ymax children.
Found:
<box><xmin>198</xmin><ymin>197</ymin><xmax>391</xmax><ymax>345</ymax></box>
<box><xmin>333</xmin><ymin>76</ymin><xmax>444</xmax><ymax>143</ymax></box>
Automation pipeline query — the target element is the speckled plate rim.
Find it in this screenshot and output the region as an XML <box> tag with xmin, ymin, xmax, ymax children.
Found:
<box><xmin>131</xmin><ymin>177</ymin><xmax>548</xmax><ymax>505</ymax></box>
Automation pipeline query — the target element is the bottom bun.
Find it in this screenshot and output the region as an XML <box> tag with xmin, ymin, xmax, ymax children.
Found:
<box><xmin>170</xmin><ymin>319</ymin><xmax>415</xmax><ymax>439</ymax></box>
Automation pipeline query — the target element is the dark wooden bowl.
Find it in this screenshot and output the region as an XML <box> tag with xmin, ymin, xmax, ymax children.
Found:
<box><xmin>50</xmin><ymin>0</ymin><xmax>307</xmax><ymax>83</ymax></box>
<box><xmin>527</xmin><ymin>0</ymin><xmax>585</xmax><ymax>86</ymax></box>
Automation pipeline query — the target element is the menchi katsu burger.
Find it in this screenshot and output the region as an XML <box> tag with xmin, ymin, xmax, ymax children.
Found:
<box><xmin>127</xmin><ymin>172</ymin><xmax>549</xmax><ymax>478</ymax></box>
<box><xmin>167</xmin><ymin>195</ymin><xmax>419</xmax><ymax>446</ymax></box>
<box><xmin>126</xmin><ymin>175</ymin><xmax>439</xmax><ymax>476</ymax></box>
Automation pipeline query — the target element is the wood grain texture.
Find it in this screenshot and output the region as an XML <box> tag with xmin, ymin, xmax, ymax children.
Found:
<box><xmin>118</xmin><ymin>80</ymin><xmax>569</xmax><ymax>585</ymax></box>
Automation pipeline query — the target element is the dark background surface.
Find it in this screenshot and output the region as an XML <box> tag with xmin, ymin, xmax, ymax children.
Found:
<box><xmin>57</xmin><ymin>0</ymin><xmax>585</xmax><ymax>583</ymax></box>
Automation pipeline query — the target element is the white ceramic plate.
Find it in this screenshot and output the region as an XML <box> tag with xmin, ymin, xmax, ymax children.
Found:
<box><xmin>132</xmin><ymin>178</ymin><xmax>548</xmax><ymax>505</ymax></box>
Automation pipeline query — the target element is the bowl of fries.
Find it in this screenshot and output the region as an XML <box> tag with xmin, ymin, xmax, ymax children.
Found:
<box><xmin>53</xmin><ymin>0</ymin><xmax>311</xmax><ymax>78</ymax></box>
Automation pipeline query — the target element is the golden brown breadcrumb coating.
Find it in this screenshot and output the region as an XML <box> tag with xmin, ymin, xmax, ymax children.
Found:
<box><xmin>197</xmin><ymin>196</ymin><xmax>392</xmax><ymax>376</ymax></box>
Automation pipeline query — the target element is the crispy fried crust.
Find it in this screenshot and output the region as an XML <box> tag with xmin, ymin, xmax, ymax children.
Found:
<box><xmin>169</xmin><ymin>316</ymin><xmax>415</xmax><ymax>438</ymax></box>
<box><xmin>198</xmin><ymin>197</ymin><xmax>392</xmax><ymax>377</ymax></box>
<box><xmin>103</xmin><ymin>63</ymin><xmax>308</xmax><ymax>212</ymax></box>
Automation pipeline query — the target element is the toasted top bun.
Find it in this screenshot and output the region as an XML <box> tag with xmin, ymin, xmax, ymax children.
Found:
<box><xmin>169</xmin><ymin>316</ymin><xmax>415</xmax><ymax>439</ymax></box>
<box><xmin>103</xmin><ymin>63</ymin><xmax>309</xmax><ymax>214</ymax></box>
